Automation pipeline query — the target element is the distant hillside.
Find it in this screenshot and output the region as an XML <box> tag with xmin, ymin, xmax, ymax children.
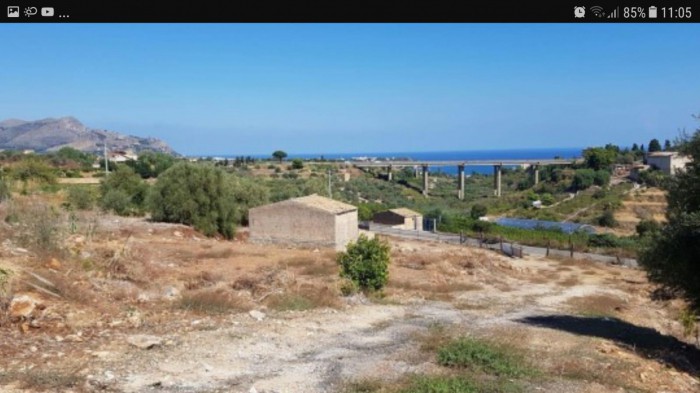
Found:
<box><xmin>0</xmin><ymin>117</ymin><xmax>177</xmax><ymax>155</ymax></box>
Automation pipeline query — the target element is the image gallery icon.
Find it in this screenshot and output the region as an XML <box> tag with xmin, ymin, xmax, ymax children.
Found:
<box><xmin>7</xmin><ymin>6</ymin><xmax>20</xmax><ymax>17</ymax></box>
<box><xmin>574</xmin><ymin>6</ymin><xmax>586</xmax><ymax>18</ymax></box>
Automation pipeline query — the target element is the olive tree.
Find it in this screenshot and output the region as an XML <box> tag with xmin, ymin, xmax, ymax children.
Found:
<box><xmin>148</xmin><ymin>162</ymin><xmax>240</xmax><ymax>238</ymax></box>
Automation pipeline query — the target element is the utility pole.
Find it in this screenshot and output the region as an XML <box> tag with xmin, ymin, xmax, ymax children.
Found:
<box><xmin>327</xmin><ymin>169</ymin><xmax>332</xmax><ymax>198</ymax></box>
<box><xmin>103</xmin><ymin>144</ymin><xmax>109</xmax><ymax>176</ymax></box>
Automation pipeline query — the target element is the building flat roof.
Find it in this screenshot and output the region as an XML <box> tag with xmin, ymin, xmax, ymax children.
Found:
<box><xmin>648</xmin><ymin>151</ymin><xmax>679</xmax><ymax>157</ymax></box>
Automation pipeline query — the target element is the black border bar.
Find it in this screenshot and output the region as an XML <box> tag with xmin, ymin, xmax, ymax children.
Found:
<box><xmin>2</xmin><ymin>2</ymin><xmax>698</xmax><ymax>23</ymax></box>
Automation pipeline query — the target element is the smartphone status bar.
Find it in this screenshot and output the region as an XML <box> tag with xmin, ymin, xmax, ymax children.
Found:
<box><xmin>1</xmin><ymin>2</ymin><xmax>698</xmax><ymax>23</ymax></box>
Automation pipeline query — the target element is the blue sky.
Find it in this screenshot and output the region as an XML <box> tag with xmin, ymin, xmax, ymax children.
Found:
<box><xmin>1</xmin><ymin>24</ymin><xmax>698</xmax><ymax>155</ymax></box>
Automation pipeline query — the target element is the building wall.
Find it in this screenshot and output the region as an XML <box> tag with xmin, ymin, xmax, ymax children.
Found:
<box><xmin>249</xmin><ymin>203</ymin><xmax>335</xmax><ymax>247</ymax></box>
<box><xmin>402</xmin><ymin>216</ymin><xmax>423</xmax><ymax>230</ymax></box>
<box><xmin>373</xmin><ymin>211</ymin><xmax>423</xmax><ymax>231</ymax></box>
<box><xmin>373</xmin><ymin>211</ymin><xmax>404</xmax><ymax>226</ymax></box>
<box><xmin>647</xmin><ymin>156</ymin><xmax>672</xmax><ymax>175</ymax></box>
<box><xmin>334</xmin><ymin>211</ymin><xmax>359</xmax><ymax>250</ymax></box>
<box><xmin>670</xmin><ymin>156</ymin><xmax>691</xmax><ymax>175</ymax></box>
<box><xmin>249</xmin><ymin>202</ymin><xmax>358</xmax><ymax>250</ymax></box>
<box><xmin>647</xmin><ymin>155</ymin><xmax>691</xmax><ymax>175</ymax></box>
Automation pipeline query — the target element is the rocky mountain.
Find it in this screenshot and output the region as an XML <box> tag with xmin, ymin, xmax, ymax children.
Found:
<box><xmin>0</xmin><ymin>117</ymin><xmax>177</xmax><ymax>155</ymax></box>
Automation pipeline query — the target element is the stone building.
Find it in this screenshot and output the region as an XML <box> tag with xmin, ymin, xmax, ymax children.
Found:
<box><xmin>646</xmin><ymin>152</ymin><xmax>691</xmax><ymax>176</ymax></box>
<box><xmin>248</xmin><ymin>194</ymin><xmax>358</xmax><ymax>250</ymax></box>
<box><xmin>372</xmin><ymin>208</ymin><xmax>423</xmax><ymax>231</ymax></box>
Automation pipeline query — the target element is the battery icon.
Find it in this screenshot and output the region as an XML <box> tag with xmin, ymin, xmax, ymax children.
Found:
<box><xmin>649</xmin><ymin>6</ymin><xmax>657</xmax><ymax>18</ymax></box>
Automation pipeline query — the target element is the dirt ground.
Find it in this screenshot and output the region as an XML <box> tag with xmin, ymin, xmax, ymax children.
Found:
<box><xmin>0</xmin><ymin>204</ymin><xmax>698</xmax><ymax>393</ymax></box>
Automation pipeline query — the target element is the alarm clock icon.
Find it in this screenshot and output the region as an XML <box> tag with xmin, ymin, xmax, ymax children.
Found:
<box><xmin>574</xmin><ymin>6</ymin><xmax>586</xmax><ymax>18</ymax></box>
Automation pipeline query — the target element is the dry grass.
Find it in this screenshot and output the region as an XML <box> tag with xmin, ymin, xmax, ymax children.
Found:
<box><xmin>0</xmin><ymin>369</ymin><xmax>85</xmax><ymax>391</ymax></box>
<box><xmin>389</xmin><ymin>279</ymin><xmax>482</xmax><ymax>293</ymax></box>
<box><xmin>547</xmin><ymin>345</ymin><xmax>640</xmax><ymax>391</ymax></box>
<box><xmin>283</xmin><ymin>256</ymin><xmax>315</xmax><ymax>267</ymax></box>
<box><xmin>184</xmin><ymin>271</ymin><xmax>222</xmax><ymax>290</ymax></box>
<box><xmin>47</xmin><ymin>271</ymin><xmax>94</xmax><ymax>303</ymax></box>
<box><xmin>397</xmin><ymin>255</ymin><xmax>433</xmax><ymax>270</ymax></box>
<box><xmin>454</xmin><ymin>300</ymin><xmax>491</xmax><ymax>310</ymax></box>
<box><xmin>5</xmin><ymin>198</ymin><xmax>66</xmax><ymax>260</ymax></box>
<box><xmin>492</xmin><ymin>282</ymin><xmax>514</xmax><ymax>292</ymax></box>
<box><xmin>231</xmin><ymin>275</ymin><xmax>262</xmax><ymax>292</ymax></box>
<box><xmin>265</xmin><ymin>284</ymin><xmax>341</xmax><ymax>311</ymax></box>
<box><xmin>566</xmin><ymin>293</ymin><xmax>627</xmax><ymax>317</ymax></box>
<box><xmin>412</xmin><ymin>322</ymin><xmax>454</xmax><ymax>353</ymax></box>
<box><xmin>299</xmin><ymin>262</ymin><xmax>338</xmax><ymax>276</ymax></box>
<box><xmin>557</xmin><ymin>276</ymin><xmax>581</xmax><ymax>287</ymax></box>
<box><xmin>178</xmin><ymin>289</ymin><xmax>253</xmax><ymax>314</ymax></box>
<box><xmin>196</xmin><ymin>248</ymin><xmax>237</xmax><ymax>259</ymax></box>
<box><xmin>527</xmin><ymin>269</ymin><xmax>560</xmax><ymax>284</ymax></box>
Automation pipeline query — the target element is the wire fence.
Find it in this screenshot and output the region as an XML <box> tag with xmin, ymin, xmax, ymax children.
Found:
<box><xmin>364</xmin><ymin>223</ymin><xmax>638</xmax><ymax>268</ymax></box>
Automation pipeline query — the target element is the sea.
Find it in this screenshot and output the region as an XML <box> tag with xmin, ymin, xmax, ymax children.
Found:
<box><xmin>217</xmin><ymin>147</ymin><xmax>583</xmax><ymax>176</ymax></box>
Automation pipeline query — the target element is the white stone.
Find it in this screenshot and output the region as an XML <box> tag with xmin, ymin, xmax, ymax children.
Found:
<box><xmin>249</xmin><ymin>310</ymin><xmax>266</xmax><ymax>321</ymax></box>
<box><xmin>126</xmin><ymin>334</ymin><xmax>163</xmax><ymax>349</ymax></box>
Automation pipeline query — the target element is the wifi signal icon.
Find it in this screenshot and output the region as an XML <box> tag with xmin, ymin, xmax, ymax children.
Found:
<box><xmin>590</xmin><ymin>6</ymin><xmax>605</xmax><ymax>17</ymax></box>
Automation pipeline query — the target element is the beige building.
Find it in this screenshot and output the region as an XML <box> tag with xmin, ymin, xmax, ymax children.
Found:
<box><xmin>646</xmin><ymin>152</ymin><xmax>691</xmax><ymax>176</ymax></box>
<box><xmin>248</xmin><ymin>194</ymin><xmax>358</xmax><ymax>250</ymax></box>
<box><xmin>372</xmin><ymin>208</ymin><xmax>423</xmax><ymax>231</ymax></box>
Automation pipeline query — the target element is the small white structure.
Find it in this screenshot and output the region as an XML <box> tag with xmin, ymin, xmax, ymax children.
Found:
<box><xmin>647</xmin><ymin>152</ymin><xmax>691</xmax><ymax>176</ymax></box>
<box><xmin>108</xmin><ymin>150</ymin><xmax>138</xmax><ymax>163</ymax></box>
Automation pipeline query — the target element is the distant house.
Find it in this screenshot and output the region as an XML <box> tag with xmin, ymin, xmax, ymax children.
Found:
<box><xmin>646</xmin><ymin>152</ymin><xmax>691</xmax><ymax>176</ymax></box>
<box><xmin>248</xmin><ymin>194</ymin><xmax>358</xmax><ymax>250</ymax></box>
<box><xmin>108</xmin><ymin>150</ymin><xmax>137</xmax><ymax>163</ymax></box>
<box><xmin>372</xmin><ymin>208</ymin><xmax>423</xmax><ymax>231</ymax></box>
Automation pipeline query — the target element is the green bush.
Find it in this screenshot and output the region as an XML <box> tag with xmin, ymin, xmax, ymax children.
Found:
<box><xmin>588</xmin><ymin>233</ymin><xmax>619</xmax><ymax>248</ymax></box>
<box><xmin>101</xmin><ymin>189</ymin><xmax>132</xmax><ymax>216</ymax></box>
<box><xmin>470</xmin><ymin>203</ymin><xmax>487</xmax><ymax>219</ymax></box>
<box><xmin>127</xmin><ymin>151</ymin><xmax>176</xmax><ymax>178</ymax></box>
<box><xmin>592</xmin><ymin>189</ymin><xmax>608</xmax><ymax>199</ymax></box>
<box><xmin>639</xmin><ymin>169</ymin><xmax>668</xmax><ymax>187</ymax></box>
<box><xmin>357</xmin><ymin>202</ymin><xmax>385</xmax><ymax>221</ymax></box>
<box><xmin>593</xmin><ymin>170</ymin><xmax>611</xmax><ymax>187</ymax></box>
<box><xmin>230</xmin><ymin>176</ymin><xmax>269</xmax><ymax>225</ymax></box>
<box><xmin>99</xmin><ymin>165</ymin><xmax>148</xmax><ymax>215</ymax></box>
<box><xmin>636</xmin><ymin>219</ymin><xmax>661</xmax><ymax>237</ymax></box>
<box><xmin>148</xmin><ymin>162</ymin><xmax>239</xmax><ymax>238</ymax></box>
<box><xmin>597</xmin><ymin>209</ymin><xmax>617</xmax><ymax>227</ymax></box>
<box><xmin>337</xmin><ymin>234</ymin><xmax>390</xmax><ymax>291</ymax></box>
<box><xmin>437</xmin><ymin>337</ymin><xmax>531</xmax><ymax>377</ymax></box>
<box><xmin>11</xmin><ymin>157</ymin><xmax>57</xmax><ymax>184</ymax></box>
<box><xmin>66</xmin><ymin>186</ymin><xmax>96</xmax><ymax>210</ymax></box>
<box><xmin>471</xmin><ymin>220</ymin><xmax>492</xmax><ymax>233</ymax></box>
<box><xmin>291</xmin><ymin>158</ymin><xmax>304</xmax><ymax>170</ymax></box>
<box><xmin>540</xmin><ymin>193</ymin><xmax>555</xmax><ymax>206</ymax></box>
<box><xmin>571</xmin><ymin>169</ymin><xmax>595</xmax><ymax>191</ymax></box>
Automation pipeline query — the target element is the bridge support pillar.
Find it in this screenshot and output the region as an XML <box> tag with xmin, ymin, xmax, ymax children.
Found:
<box><xmin>387</xmin><ymin>165</ymin><xmax>393</xmax><ymax>181</ymax></box>
<box><xmin>457</xmin><ymin>164</ymin><xmax>465</xmax><ymax>200</ymax></box>
<box><xmin>493</xmin><ymin>164</ymin><xmax>502</xmax><ymax>197</ymax></box>
<box><xmin>414</xmin><ymin>166</ymin><xmax>419</xmax><ymax>178</ymax></box>
<box><xmin>422</xmin><ymin>164</ymin><xmax>429</xmax><ymax>196</ymax></box>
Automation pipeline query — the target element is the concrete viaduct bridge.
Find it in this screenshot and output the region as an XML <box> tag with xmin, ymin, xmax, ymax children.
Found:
<box><xmin>351</xmin><ymin>159</ymin><xmax>580</xmax><ymax>199</ymax></box>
